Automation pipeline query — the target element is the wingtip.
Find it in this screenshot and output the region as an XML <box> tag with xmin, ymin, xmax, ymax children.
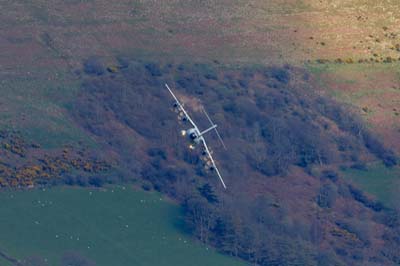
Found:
<box><xmin>222</xmin><ymin>181</ymin><xmax>227</xmax><ymax>190</ymax></box>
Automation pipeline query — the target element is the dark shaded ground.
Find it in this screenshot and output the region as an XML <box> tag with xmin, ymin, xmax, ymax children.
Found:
<box><xmin>66</xmin><ymin>57</ymin><xmax>400</xmax><ymax>266</ymax></box>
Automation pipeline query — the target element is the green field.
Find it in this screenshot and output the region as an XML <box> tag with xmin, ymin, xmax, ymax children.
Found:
<box><xmin>342</xmin><ymin>163</ymin><xmax>400</xmax><ymax>208</ymax></box>
<box><xmin>0</xmin><ymin>186</ymin><xmax>245</xmax><ymax>266</ymax></box>
<box><xmin>0</xmin><ymin>70</ymin><xmax>93</xmax><ymax>149</ymax></box>
<box><xmin>0</xmin><ymin>256</ymin><xmax>12</xmax><ymax>266</ymax></box>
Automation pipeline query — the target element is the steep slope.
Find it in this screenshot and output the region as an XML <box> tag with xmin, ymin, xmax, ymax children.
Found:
<box><xmin>0</xmin><ymin>1</ymin><xmax>399</xmax><ymax>265</ymax></box>
<box><xmin>69</xmin><ymin>58</ymin><xmax>399</xmax><ymax>266</ymax></box>
<box><xmin>2</xmin><ymin>0</ymin><xmax>399</xmax><ymax>151</ymax></box>
<box><xmin>2</xmin><ymin>0</ymin><xmax>399</xmax><ymax>152</ymax></box>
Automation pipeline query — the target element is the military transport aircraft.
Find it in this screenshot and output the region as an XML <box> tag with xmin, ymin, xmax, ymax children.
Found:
<box><xmin>165</xmin><ymin>83</ymin><xmax>227</xmax><ymax>189</ymax></box>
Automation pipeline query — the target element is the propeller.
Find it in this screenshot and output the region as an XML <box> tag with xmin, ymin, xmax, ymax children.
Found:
<box><xmin>172</xmin><ymin>102</ymin><xmax>180</xmax><ymax>113</ymax></box>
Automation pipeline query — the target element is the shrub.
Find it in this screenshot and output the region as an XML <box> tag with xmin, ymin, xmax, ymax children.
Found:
<box><xmin>321</xmin><ymin>170</ymin><xmax>339</xmax><ymax>182</ymax></box>
<box><xmin>88</xmin><ymin>176</ymin><xmax>104</xmax><ymax>187</ymax></box>
<box><xmin>204</xmin><ymin>71</ymin><xmax>218</xmax><ymax>80</ymax></box>
<box><xmin>63</xmin><ymin>175</ymin><xmax>76</xmax><ymax>186</ymax></box>
<box><xmin>350</xmin><ymin>162</ymin><xmax>367</xmax><ymax>170</ymax></box>
<box><xmin>198</xmin><ymin>183</ymin><xmax>218</xmax><ymax>203</ymax></box>
<box><xmin>222</xmin><ymin>102</ymin><xmax>237</xmax><ymax>113</ymax></box>
<box><xmin>83</xmin><ymin>56</ymin><xmax>105</xmax><ymax>76</ymax></box>
<box><xmin>141</xmin><ymin>182</ymin><xmax>152</xmax><ymax>191</ymax></box>
<box><xmin>335</xmin><ymin>218</ymin><xmax>371</xmax><ymax>245</ymax></box>
<box><xmin>345</xmin><ymin>58</ymin><xmax>354</xmax><ymax>64</ymax></box>
<box><xmin>377</xmin><ymin>209</ymin><xmax>400</xmax><ymax>228</ymax></box>
<box><xmin>317</xmin><ymin>184</ymin><xmax>337</xmax><ymax>208</ymax></box>
<box><xmin>145</xmin><ymin>63</ymin><xmax>162</xmax><ymax>77</ymax></box>
<box><xmin>382</xmin><ymin>152</ymin><xmax>397</xmax><ymax>167</ymax></box>
<box><xmin>362</xmin><ymin>131</ymin><xmax>397</xmax><ymax>167</ymax></box>
<box><xmin>267</xmin><ymin>67</ymin><xmax>290</xmax><ymax>84</ymax></box>
<box><xmin>116</xmin><ymin>56</ymin><xmax>129</xmax><ymax>69</ymax></box>
<box><xmin>147</xmin><ymin>147</ymin><xmax>167</xmax><ymax>160</ymax></box>
<box><xmin>256</xmin><ymin>159</ymin><xmax>282</xmax><ymax>176</ymax></box>
<box><xmin>349</xmin><ymin>185</ymin><xmax>384</xmax><ymax>212</ymax></box>
<box><xmin>335</xmin><ymin>248</ymin><xmax>348</xmax><ymax>257</ymax></box>
<box><xmin>176</xmin><ymin>78</ymin><xmax>190</xmax><ymax>89</ymax></box>
<box><xmin>316</xmin><ymin>59</ymin><xmax>329</xmax><ymax>64</ymax></box>
<box><xmin>76</xmin><ymin>175</ymin><xmax>89</xmax><ymax>187</ymax></box>
<box><xmin>238</xmin><ymin>79</ymin><xmax>249</xmax><ymax>89</ymax></box>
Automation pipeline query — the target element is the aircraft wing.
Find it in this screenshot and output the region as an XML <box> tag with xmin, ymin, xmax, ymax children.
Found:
<box><xmin>200</xmin><ymin>137</ymin><xmax>227</xmax><ymax>189</ymax></box>
<box><xmin>165</xmin><ymin>83</ymin><xmax>198</xmax><ymax>130</ymax></box>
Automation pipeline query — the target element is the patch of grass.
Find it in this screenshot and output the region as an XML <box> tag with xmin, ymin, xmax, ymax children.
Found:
<box><xmin>342</xmin><ymin>162</ymin><xmax>400</xmax><ymax>208</ymax></box>
<box><xmin>0</xmin><ymin>186</ymin><xmax>246</xmax><ymax>266</ymax></box>
<box><xmin>306</xmin><ymin>61</ymin><xmax>400</xmax><ymax>108</ymax></box>
<box><xmin>347</xmin><ymin>87</ymin><xmax>399</xmax><ymax>101</ymax></box>
<box><xmin>306</xmin><ymin>61</ymin><xmax>400</xmax><ymax>76</ymax></box>
<box><xmin>0</xmin><ymin>71</ymin><xmax>94</xmax><ymax>149</ymax></box>
<box><xmin>0</xmin><ymin>256</ymin><xmax>13</xmax><ymax>266</ymax></box>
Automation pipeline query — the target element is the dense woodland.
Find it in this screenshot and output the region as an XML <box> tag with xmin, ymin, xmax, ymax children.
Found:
<box><xmin>69</xmin><ymin>56</ymin><xmax>400</xmax><ymax>266</ymax></box>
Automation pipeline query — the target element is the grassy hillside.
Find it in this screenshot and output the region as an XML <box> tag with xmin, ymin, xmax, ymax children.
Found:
<box><xmin>0</xmin><ymin>186</ymin><xmax>245</xmax><ymax>266</ymax></box>
<box><xmin>0</xmin><ymin>1</ymin><xmax>399</xmax><ymax>266</ymax></box>
<box><xmin>0</xmin><ymin>54</ymin><xmax>398</xmax><ymax>265</ymax></box>
<box><xmin>307</xmin><ymin>62</ymin><xmax>400</xmax><ymax>152</ymax></box>
<box><xmin>2</xmin><ymin>0</ymin><xmax>399</xmax><ymax>152</ymax></box>
<box><xmin>0</xmin><ymin>67</ymin><xmax>90</xmax><ymax>149</ymax></box>
<box><xmin>67</xmin><ymin>59</ymin><xmax>399</xmax><ymax>266</ymax></box>
<box><xmin>4</xmin><ymin>0</ymin><xmax>400</xmax><ymax>66</ymax></box>
<box><xmin>342</xmin><ymin>162</ymin><xmax>400</xmax><ymax>208</ymax></box>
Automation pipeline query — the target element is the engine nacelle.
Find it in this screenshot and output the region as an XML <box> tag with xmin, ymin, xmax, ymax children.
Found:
<box><xmin>173</xmin><ymin>103</ymin><xmax>181</xmax><ymax>113</ymax></box>
<box><xmin>177</xmin><ymin>112</ymin><xmax>188</xmax><ymax>122</ymax></box>
<box><xmin>185</xmin><ymin>128</ymin><xmax>200</xmax><ymax>144</ymax></box>
<box><xmin>189</xmin><ymin>132</ymin><xmax>197</xmax><ymax>140</ymax></box>
<box><xmin>204</xmin><ymin>162</ymin><xmax>215</xmax><ymax>171</ymax></box>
